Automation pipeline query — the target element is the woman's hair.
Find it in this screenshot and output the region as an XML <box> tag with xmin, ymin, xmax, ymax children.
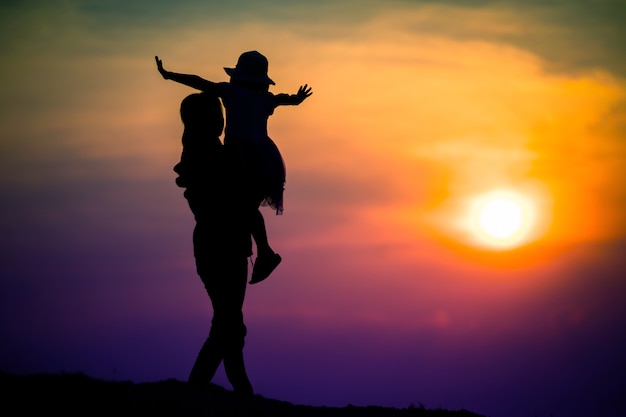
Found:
<box><xmin>180</xmin><ymin>92</ymin><xmax>224</xmax><ymax>136</ymax></box>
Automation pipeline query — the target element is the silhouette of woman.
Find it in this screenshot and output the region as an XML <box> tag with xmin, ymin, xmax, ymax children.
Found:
<box><xmin>174</xmin><ymin>93</ymin><xmax>225</xmax><ymax>219</ymax></box>
<box><xmin>175</xmin><ymin>91</ymin><xmax>254</xmax><ymax>396</ymax></box>
<box><xmin>156</xmin><ymin>51</ymin><xmax>312</xmax><ymax>284</ymax></box>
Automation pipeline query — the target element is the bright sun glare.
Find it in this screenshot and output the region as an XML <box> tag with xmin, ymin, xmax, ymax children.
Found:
<box><xmin>470</xmin><ymin>191</ymin><xmax>534</xmax><ymax>249</ymax></box>
<box><xmin>479</xmin><ymin>198</ymin><xmax>523</xmax><ymax>239</ymax></box>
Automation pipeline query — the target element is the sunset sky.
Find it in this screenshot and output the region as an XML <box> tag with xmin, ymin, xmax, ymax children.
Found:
<box><xmin>1</xmin><ymin>1</ymin><xmax>625</xmax><ymax>416</ymax></box>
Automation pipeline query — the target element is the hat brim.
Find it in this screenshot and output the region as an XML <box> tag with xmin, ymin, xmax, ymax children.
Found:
<box><xmin>224</xmin><ymin>67</ymin><xmax>275</xmax><ymax>85</ymax></box>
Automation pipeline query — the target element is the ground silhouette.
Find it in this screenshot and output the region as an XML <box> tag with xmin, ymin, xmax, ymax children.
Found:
<box><xmin>2</xmin><ymin>372</ymin><xmax>489</xmax><ymax>417</ymax></box>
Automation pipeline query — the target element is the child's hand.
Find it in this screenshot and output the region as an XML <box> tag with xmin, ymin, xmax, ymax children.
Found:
<box><xmin>294</xmin><ymin>84</ymin><xmax>312</xmax><ymax>104</ymax></box>
<box><xmin>155</xmin><ymin>56</ymin><xmax>169</xmax><ymax>79</ymax></box>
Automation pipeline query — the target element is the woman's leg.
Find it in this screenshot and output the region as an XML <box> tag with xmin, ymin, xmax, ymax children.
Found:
<box><xmin>193</xmin><ymin>243</ymin><xmax>253</xmax><ymax>394</ymax></box>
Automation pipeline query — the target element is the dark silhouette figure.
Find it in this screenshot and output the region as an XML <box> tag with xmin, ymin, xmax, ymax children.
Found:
<box><xmin>174</xmin><ymin>92</ymin><xmax>254</xmax><ymax>396</ymax></box>
<box><xmin>156</xmin><ymin>51</ymin><xmax>312</xmax><ymax>284</ymax></box>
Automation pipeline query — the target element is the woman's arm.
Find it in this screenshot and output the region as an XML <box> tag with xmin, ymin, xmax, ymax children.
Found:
<box><xmin>275</xmin><ymin>84</ymin><xmax>313</xmax><ymax>106</ymax></box>
<box><xmin>155</xmin><ymin>56</ymin><xmax>218</xmax><ymax>94</ymax></box>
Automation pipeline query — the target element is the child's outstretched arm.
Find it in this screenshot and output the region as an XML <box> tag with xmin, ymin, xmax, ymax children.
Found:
<box><xmin>155</xmin><ymin>56</ymin><xmax>218</xmax><ymax>94</ymax></box>
<box><xmin>275</xmin><ymin>84</ymin><xmax>313</xmax><ymax>106</ymax></box>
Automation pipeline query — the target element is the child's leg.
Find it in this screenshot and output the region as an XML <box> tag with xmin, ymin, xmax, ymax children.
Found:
<box><xmin>249</xmin><ymin>206</ymin><xmax>282</xmax><ymax>284</ymax></box>
<box><xmin>250</xmin><ymin>208</ymin><xmax>273</xmax><ymax>257</ymax></box>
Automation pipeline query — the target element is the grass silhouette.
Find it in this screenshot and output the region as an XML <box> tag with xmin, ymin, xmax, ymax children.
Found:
<box><xmin>2</xmin><ymin>371</ymin><xmax>489</xmax><ymax>416</ymax></box>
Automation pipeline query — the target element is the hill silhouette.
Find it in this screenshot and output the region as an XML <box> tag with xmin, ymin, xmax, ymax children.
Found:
<box><xmin>2</xmin><ymin>371</ymin><xmax>488</xmax><ymax>416</ymax></box>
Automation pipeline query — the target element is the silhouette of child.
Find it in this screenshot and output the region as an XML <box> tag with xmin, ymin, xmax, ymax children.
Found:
<box><xmin>156</xmin><ymin>51</ymin><xmax>312</xmax><ymax>284</ymax></box>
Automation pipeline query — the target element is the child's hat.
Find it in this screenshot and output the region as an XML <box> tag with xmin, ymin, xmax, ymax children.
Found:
<box><xmin>224</xmin><ymin>50</ymin><xmax>275</xmax><ymax>85</ymax></box>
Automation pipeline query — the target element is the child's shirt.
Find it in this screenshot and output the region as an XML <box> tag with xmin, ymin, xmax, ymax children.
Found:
<box><xmin>217</xmin><ymin>82</ymin><xmax>278</xmax><ymax>141</ymax></box>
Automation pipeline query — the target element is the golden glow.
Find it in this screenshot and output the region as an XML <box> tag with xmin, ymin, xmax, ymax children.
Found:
<box><xmin>3</xmin><ymin>4</ymin><xmax>624</xmax><ymax>269</ymax></box>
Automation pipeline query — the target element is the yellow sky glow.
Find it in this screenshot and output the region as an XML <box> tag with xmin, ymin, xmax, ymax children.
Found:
<box><xmin>144</xmin><ymin>11</ymin><xmax>626</xmax><ymax>265</ymax></box>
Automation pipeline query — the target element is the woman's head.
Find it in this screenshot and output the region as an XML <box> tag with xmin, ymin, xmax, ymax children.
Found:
<box><xmin>180</xmin><ymin>93</ymin><xmax>224</xmax><ymax>136</ymax></box>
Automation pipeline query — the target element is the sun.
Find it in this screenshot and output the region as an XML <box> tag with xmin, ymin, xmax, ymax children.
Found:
<box><xmin>478</xmin><ymin>198</ymin><xmax>523</xmax><ymax>239</ymax></box>
<box><xmin>470</xmin><ymin>190</ymin><xmax>534</xmax><ymax>249</ymax></box>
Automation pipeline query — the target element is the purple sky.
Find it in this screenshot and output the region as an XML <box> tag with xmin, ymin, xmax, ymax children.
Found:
<box><xmin>1</xmin><ymin>2</ymin><xmax>626</xmax><ymax>417</ymax></box>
